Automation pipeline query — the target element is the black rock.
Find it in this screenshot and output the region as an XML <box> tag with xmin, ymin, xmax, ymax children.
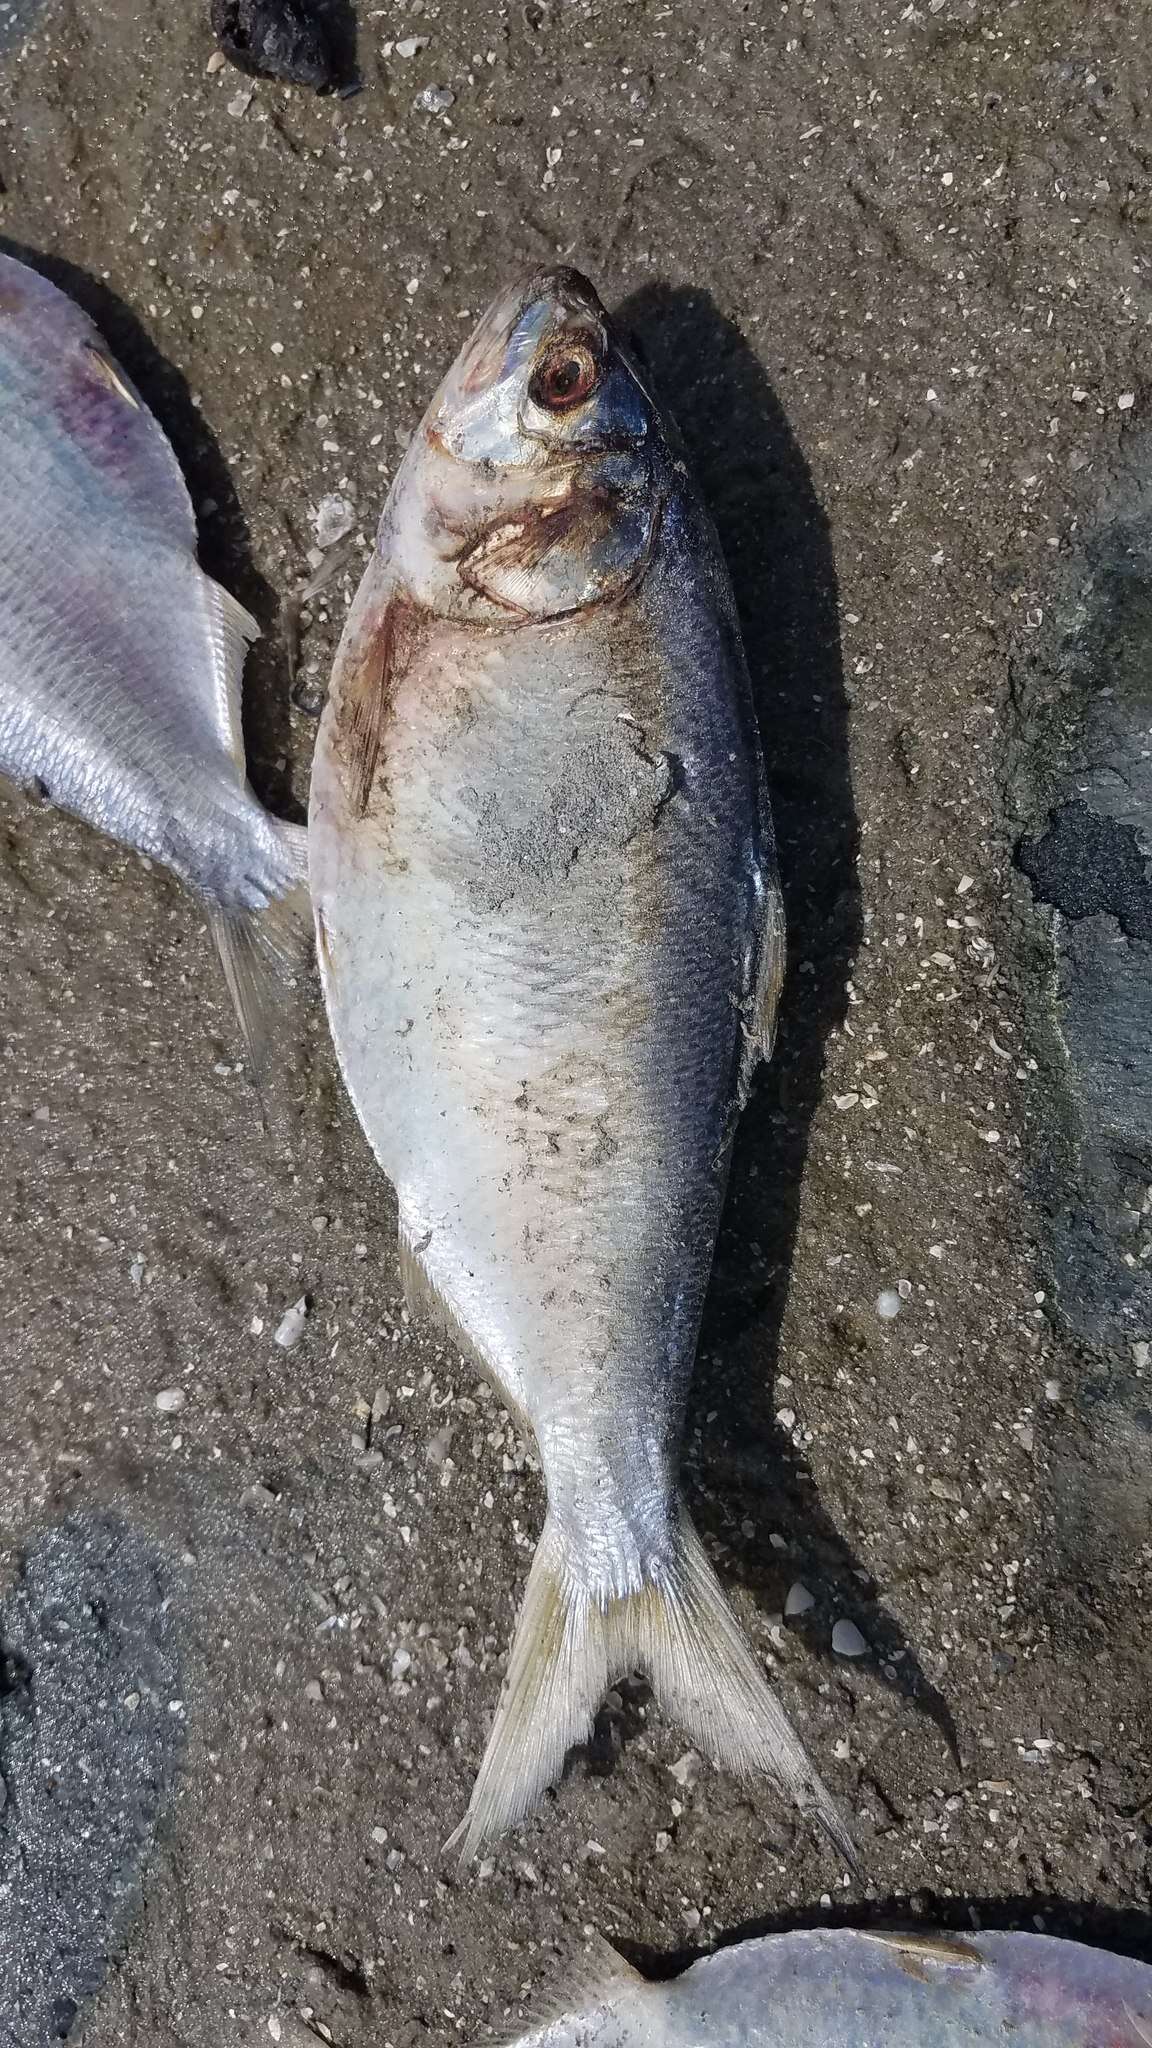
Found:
<box><xmin>0</xmin><ymin>1514</ymin><xmax>183</xmax><ymax>2047</ymax></box>
<box><xmin>210</xmin><ymin>0</ymin><xmax>338</xmax><ymax>90</ymax></box>
<box><xmin>1014</xmin><ymin>492</ymin><xmax>1152</xmax><ymax>1345</ymax></box>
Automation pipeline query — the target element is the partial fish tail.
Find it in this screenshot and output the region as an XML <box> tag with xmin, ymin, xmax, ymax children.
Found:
<box><xmin>202</xmin><ymin>573</ymin><xmax>313</xmax><ymax>1109</ymax></box>
<box><xmin>445</xmin><ymin>1502</ymin><xmax>858</xmax><ymax>1871</ymax></box>
<box><xmin>209</xmin><ymin>819</ymin><xmax>310</xmax><ymax>1117</ymax></box>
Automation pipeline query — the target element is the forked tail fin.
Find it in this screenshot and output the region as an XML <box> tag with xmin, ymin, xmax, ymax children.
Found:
<box><xmin>445</xmin><ymin>1505</ymin><xmax>858</xmax><ymax>1871</ymax></box>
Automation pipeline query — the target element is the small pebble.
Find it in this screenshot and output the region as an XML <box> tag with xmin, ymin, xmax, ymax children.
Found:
<box><xmin>930</xmin><ymin>1476</ymin><xmax>963</xmax><ymax>1502</ymax></box>
<box><xmin>1118</xmin><ymin>392</ymin><xmax>1135</xmax><ymax>410</ymax></box>
<box><xmin>394</xmin><ymin>34</ymin><xmax>427</xmax><ymax>55</ymax></box>
<box><xmin>785</xmin><ymin>1580</ymin><xmax>815</xmax><ymax>1618</ymax></box>
<box><xmin>227</xmin><ymin>85</ymin><xmax>255</xmax><ymax>116</ymax></box>
<box><xmin>154</xmin><ymin>1387</ymin><xmax>186</xmax><ymax>1414</ymax></box>
<box><xmin>875</xmin><ymin>1289</ymin><xmax>902</xmax><ymax>1320</ymax></box>
<box><xmin>832</xmin><ymin>1618</ymin><xmax>869</xmax><ymax>1658</ymax></box>
<box><xmin>241</xmin><ymin>1483</ymin><xmax>278</xmax><ymax>1508</ymax></box>
<box><xmin>274</xmin><ymin>1296</ymin><xmax>309</xmax><ymax>1349</ymax></box>
<box><xmin>390</xmin><ymin>1647</ymin><xmax>412</xmax><ymax>1679</ymax></box>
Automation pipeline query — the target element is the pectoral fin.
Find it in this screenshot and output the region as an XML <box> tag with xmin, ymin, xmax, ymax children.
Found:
<box><xmin>738</xmin><ymin>855</ymin><xmax>786</xmax><ymax>1102</ymax></box>
<box><xmin>331</xmin><ymin>586</ymin><xmax>427</xmax><ymax>819</ymax></box>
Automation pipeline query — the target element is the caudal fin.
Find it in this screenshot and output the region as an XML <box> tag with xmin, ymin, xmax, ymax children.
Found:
<box><xmin>210</xmin><ymin>823</ymin><xmax>310</xmax><ymax>1118</ymax></box>
<box><xmin>445</xmin><ymin>1505</ymin><xmax>857</xmax><ymax>1870</ymax></box>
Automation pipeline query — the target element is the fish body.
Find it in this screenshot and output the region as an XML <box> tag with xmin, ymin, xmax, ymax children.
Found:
<box><xmin>0</xmin><ymin>250</ymin><xmax>306</xmax><ymax>1058</ymax></box>
<box><xmin>506</xmin><ymin>1929</ymin><xmax>1152</xmax><ymax>2048</ymax></box>
<box><xmin>309</xmin><ymin>270</ymin><xmax>844</xmax><ymax>1860</ymax></box>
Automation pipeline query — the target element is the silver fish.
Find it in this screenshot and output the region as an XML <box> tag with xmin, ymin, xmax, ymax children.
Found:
<box><xmin>0</xmin><ymin>249</ymin><xmax>307</xmax><ymax>1064</ymax></box>
<box><xmin>504</xmin><ymin>1928</ymin><xmax>1152</xmax><ymax>2048</ymax></box>
<box><xmin>309</xmin><ymin>268</ymin><xmax>851</xmax><ymax>1863</ymax></box>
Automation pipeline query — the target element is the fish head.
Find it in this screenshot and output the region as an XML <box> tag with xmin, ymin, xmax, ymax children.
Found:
<box><xmin>391</xmin><ymin>269</ymin><xmax>667</xmax><ymax>622</ymax></box>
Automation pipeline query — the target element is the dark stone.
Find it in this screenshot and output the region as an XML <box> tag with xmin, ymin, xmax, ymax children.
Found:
<box><xmin>1015</xmin><ymin>498</ymin><xmax>1152</xmax><ymax>1347</ymax></box>
<box><xmin>209</xmin><ymin>0</ymin><xmax>339</xmax><ymax>90</ymax></box>
<box><xmin>1019</xmin><ymin>800</ymin><xmax>1152</xmax><ymax>942</ymax></box>
<box><xmin>0</xmin><ymin>1513</ymin><xmax>183</xmax><ymax>2046</ymax></box>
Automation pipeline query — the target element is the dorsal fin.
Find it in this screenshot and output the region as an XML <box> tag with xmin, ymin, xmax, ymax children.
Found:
<box><xmin>547</xmin><ymin>1936</ymin><xmax>644</xmax><ymax>2018</ymax></box>
<box><xmin>491</xmin><ymin>1937</ymin><xmax>644</xmax><ymax>2047</ymax></box>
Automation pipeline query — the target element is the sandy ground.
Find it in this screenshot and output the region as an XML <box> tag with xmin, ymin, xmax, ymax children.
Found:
<box><xmin>1</xmin><ymin>1</ymin><xmax>1150</xmax><ymax>2043</ymax></box>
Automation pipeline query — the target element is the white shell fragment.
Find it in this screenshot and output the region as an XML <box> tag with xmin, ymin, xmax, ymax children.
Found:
<box><xmin>313</xmin><ymin>494</ymin><xmax>356</xmax><ymax>548</ymax></box>
<box><xmin>416</xmin><ymin>84</ymin><xmax>455</xmax><ymax>113</ymax></box>
<box><xmin>273</xmin><ymin>1296</ymin><xmax>310</xmax><ymax>1349</ymax></box>
<box><xmin>785</xmin><ymin>1581</ymin><xmax>816</xmax><ymax>1618</ymax></box>
<box><xmin>831</xmin><ymin>1619</ymin><xmax>869</xmax><ymax>1658</ymax></box>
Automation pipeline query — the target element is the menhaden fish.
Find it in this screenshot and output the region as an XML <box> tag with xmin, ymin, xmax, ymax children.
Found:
<box><xmin>0</xmin><ymin>249</ymin><xmax>306</xmax><ymax>1070</ymax></box>
<box><xmin>308</xmin><ymin>268</ymin><xmax>853</xmax><ymax>1864</ymax></box>
<box><xmin>501</xmin><ymin>1928</ymin><xmax>1152</xmax><ymax>2048</ymax></box>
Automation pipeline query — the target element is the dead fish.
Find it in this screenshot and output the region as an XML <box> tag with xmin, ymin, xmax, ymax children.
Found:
<box><xmin>209</xmin><ymin>0</ymin><xmax>337</xmax><ymax>90</ymax></box>
<box><xmin>0</xmin><ymin>250</ymin><xmax>307</xmax><ymax>1073</ymax></box>
<box><xmin>308</xmin><ymin>268</ymin><xmax>851</xmax><ymax>1865</ymax></box>
<box><xmin>504</xmin><ymin>1929</ymin><xmax>1152</xmax><ymax>2048</ymax></box>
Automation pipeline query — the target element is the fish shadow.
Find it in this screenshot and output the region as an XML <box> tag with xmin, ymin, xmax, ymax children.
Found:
<box><xmin>621</xmin><ymin>1890</ymin><xmax>1152</xmax><ymax>1978</ymax></box>
<box><xmin>617</xmin><ymin>285</ymin><xmax>957</xmax><ymax>1776</ymax></box>
<box><xmin>0</xmin><ymin>236</ymin><xmax>298</xmax><ymax>821</ymax></box>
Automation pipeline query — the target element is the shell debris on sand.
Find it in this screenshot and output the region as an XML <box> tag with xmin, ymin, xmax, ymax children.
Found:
<box><xmin>273</xmin><ymin>1296</ymin><xmax>310</xmax><ymax>1349</ymax></box>
<box><xmin>312</xmin><ymin>494</ymin><xmax>356</xmax><ymax>549</ymax></box>
<box><xmin>785</xmin><ymin>1582</ymin><xmax>816</xmax><ymax>1618</ymax></box>
<box><xmin>831</xmin><ymin>1619</ymin><xmax>869</xmax><ymax>1659</ymax></box>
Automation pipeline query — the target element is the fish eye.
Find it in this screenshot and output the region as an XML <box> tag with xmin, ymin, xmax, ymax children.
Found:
<box><xmin>530</xmin><ymin>338</ymin><xmax>601</xmax><ymax>413</ymax></box>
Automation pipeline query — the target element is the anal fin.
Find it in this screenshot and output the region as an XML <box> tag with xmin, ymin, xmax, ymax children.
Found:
<box><xmin>397</xmin><ymin>1222</ymin><xmax>530</xmax><ymax>1427</ymax></box>
<box><xmin>398</xmin><ymin>1223</ymin><xmax>492</xmax><ymax>1379</ymax></box>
